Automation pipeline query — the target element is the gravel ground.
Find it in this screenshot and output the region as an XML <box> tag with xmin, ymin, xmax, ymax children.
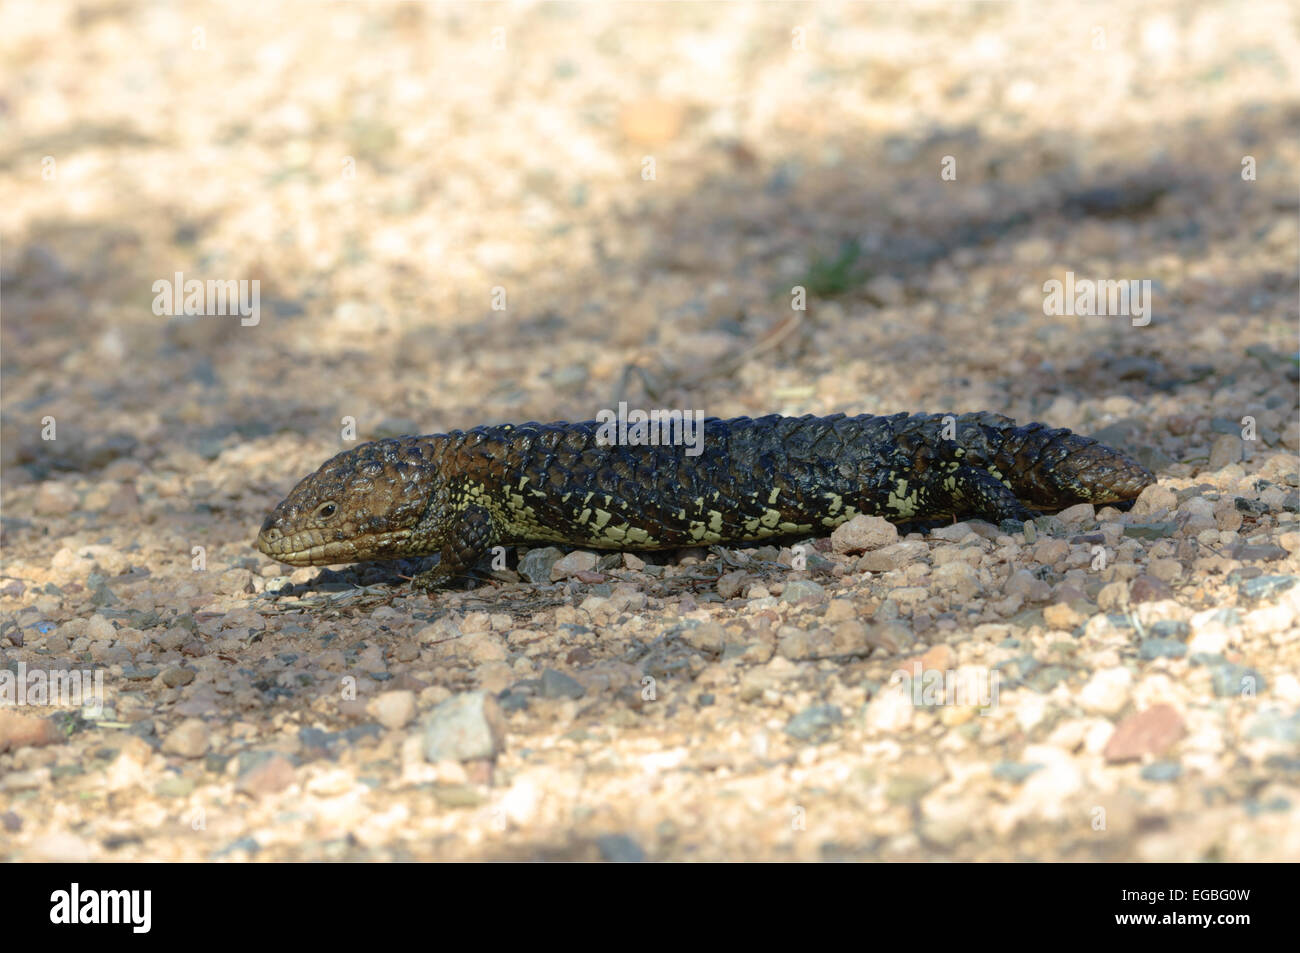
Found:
<box><xmin>2</xmin><ymin>0</ymin><xmax>1298</xmax><ymax>861</ymax></box>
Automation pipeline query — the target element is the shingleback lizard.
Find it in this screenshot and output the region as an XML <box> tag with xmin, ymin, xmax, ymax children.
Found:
<box><xmin>256</xmin><ymin>412</ymin><xmax>1154</xmax><ymax>590</ymax></box>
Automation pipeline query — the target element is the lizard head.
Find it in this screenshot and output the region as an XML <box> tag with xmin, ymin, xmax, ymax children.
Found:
<box><xmin>256</xmin><ymin>438</ymin><xmax>437</xmax><ymax>567</ymax></box>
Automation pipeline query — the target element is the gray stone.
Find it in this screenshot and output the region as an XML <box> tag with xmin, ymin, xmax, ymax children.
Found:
<box><xmin>992</xmin><ymin>761</ymin><xmax>1043</xmax><ymax>784</ymax></box>
<box><xmin>780</xmin><ymin>579</ymin><xmax>826</xmax><ymax>605</ymax></box>
<box><xmin>1139</xmin><ymin>638</ymin><xmax>1186</xmax><ymax>660</ymax></box>
<box><xmin>1124</xmin><ymin>522</ymin><xmax>1177</xmax><ymax>539</ymax></box>
<box><xmin>1240</xmin><ymin>575</ymin><xmax>1298</xmax><ymax>601</ymax></box>
<box><xmin>1234</xmin><ymin>544</ymin><xmax>1288</xmax><ymax>562</ymax></box>
<box><xmin>422</xmin><ymin>691</ymin><xmax>506</xmax><ymax>762</ymax></box>
<box><xmin>1139</xmin><ymin>761</ymin><xmax>1183</xmax><ymax>782</ymax></box>
<box><xmin>540</xmin><ymin>668</ymin><xmax>586</xmax><ymax>700</ymax></box>
<box><xmin>1148</xmin><ymin>619</ymin><xmax>1190</xmax><ymax>639</ymax></box>
<box><xmin>550</xmin><ymin>550</ymin><xmax>598</xmax><ymax>581</ymax></box>
<box><xmin>679</xmin><ymin>620</ymin><xmax>726</xmax><ymax>654</ymax></box>
<box><xmin>596</xmin><ymin>833</ymin><xmax>646</xmax><ymax>863</ymax></box>
<box><xmin>161</xmin><ymin>666</ymin><xmax>195</xmax><ymax>687</ymax></box>
<box><xmin>784</xmin><ymin>704</ymin><xmax>843</xmax><ymax>741</ymax></box>
<box><xmin>517</xmin><ymin>547</ymin><xmax>564</xmax><ymax>584</ymax></box>
<box><xmin>1208</xmin><ymin>434</ymin><xmax>1241</xmax><ymax>470</ymax></box>
<box><xmin>716</xmin><ymin>570</ymin><xmax>748</xmax><ymax>600</ymax></box>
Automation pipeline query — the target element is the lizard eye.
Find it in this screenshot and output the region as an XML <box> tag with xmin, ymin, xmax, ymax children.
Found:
<box><xmin>315</xmin><ymin>501</ymin><xmax>338</xmax><ymax>521</ymax></box>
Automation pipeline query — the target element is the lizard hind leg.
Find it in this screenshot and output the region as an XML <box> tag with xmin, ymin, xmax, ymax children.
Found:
<box><xmin>948</xmin><ymin>465</ymin><xmax>1037</xmax><ymax>524</ymax></box>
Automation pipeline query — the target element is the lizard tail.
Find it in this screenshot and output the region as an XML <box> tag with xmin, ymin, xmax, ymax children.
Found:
<box><xmin>961</xmin><ymin>415</ymin><xmax>1155</xmax><ymax>509</ymax></box>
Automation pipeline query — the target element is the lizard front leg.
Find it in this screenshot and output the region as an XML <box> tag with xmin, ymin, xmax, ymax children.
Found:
<box><xmin>412</xmin><ymin>504</ymin><xmax>497</xmax><ymax>591</ymax></box>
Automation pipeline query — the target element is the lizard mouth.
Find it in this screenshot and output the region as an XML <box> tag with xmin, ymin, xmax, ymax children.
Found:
<box><xmin>255</xmin><ymin>526</ymin><xmax>414</xmax><ymax>567</ymax></box>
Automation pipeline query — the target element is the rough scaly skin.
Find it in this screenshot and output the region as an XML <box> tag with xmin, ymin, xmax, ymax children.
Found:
<box><xmin>256</xmin><ymin>413</ymin><xmax>1155</xmax><ymax>589</ymax></box>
